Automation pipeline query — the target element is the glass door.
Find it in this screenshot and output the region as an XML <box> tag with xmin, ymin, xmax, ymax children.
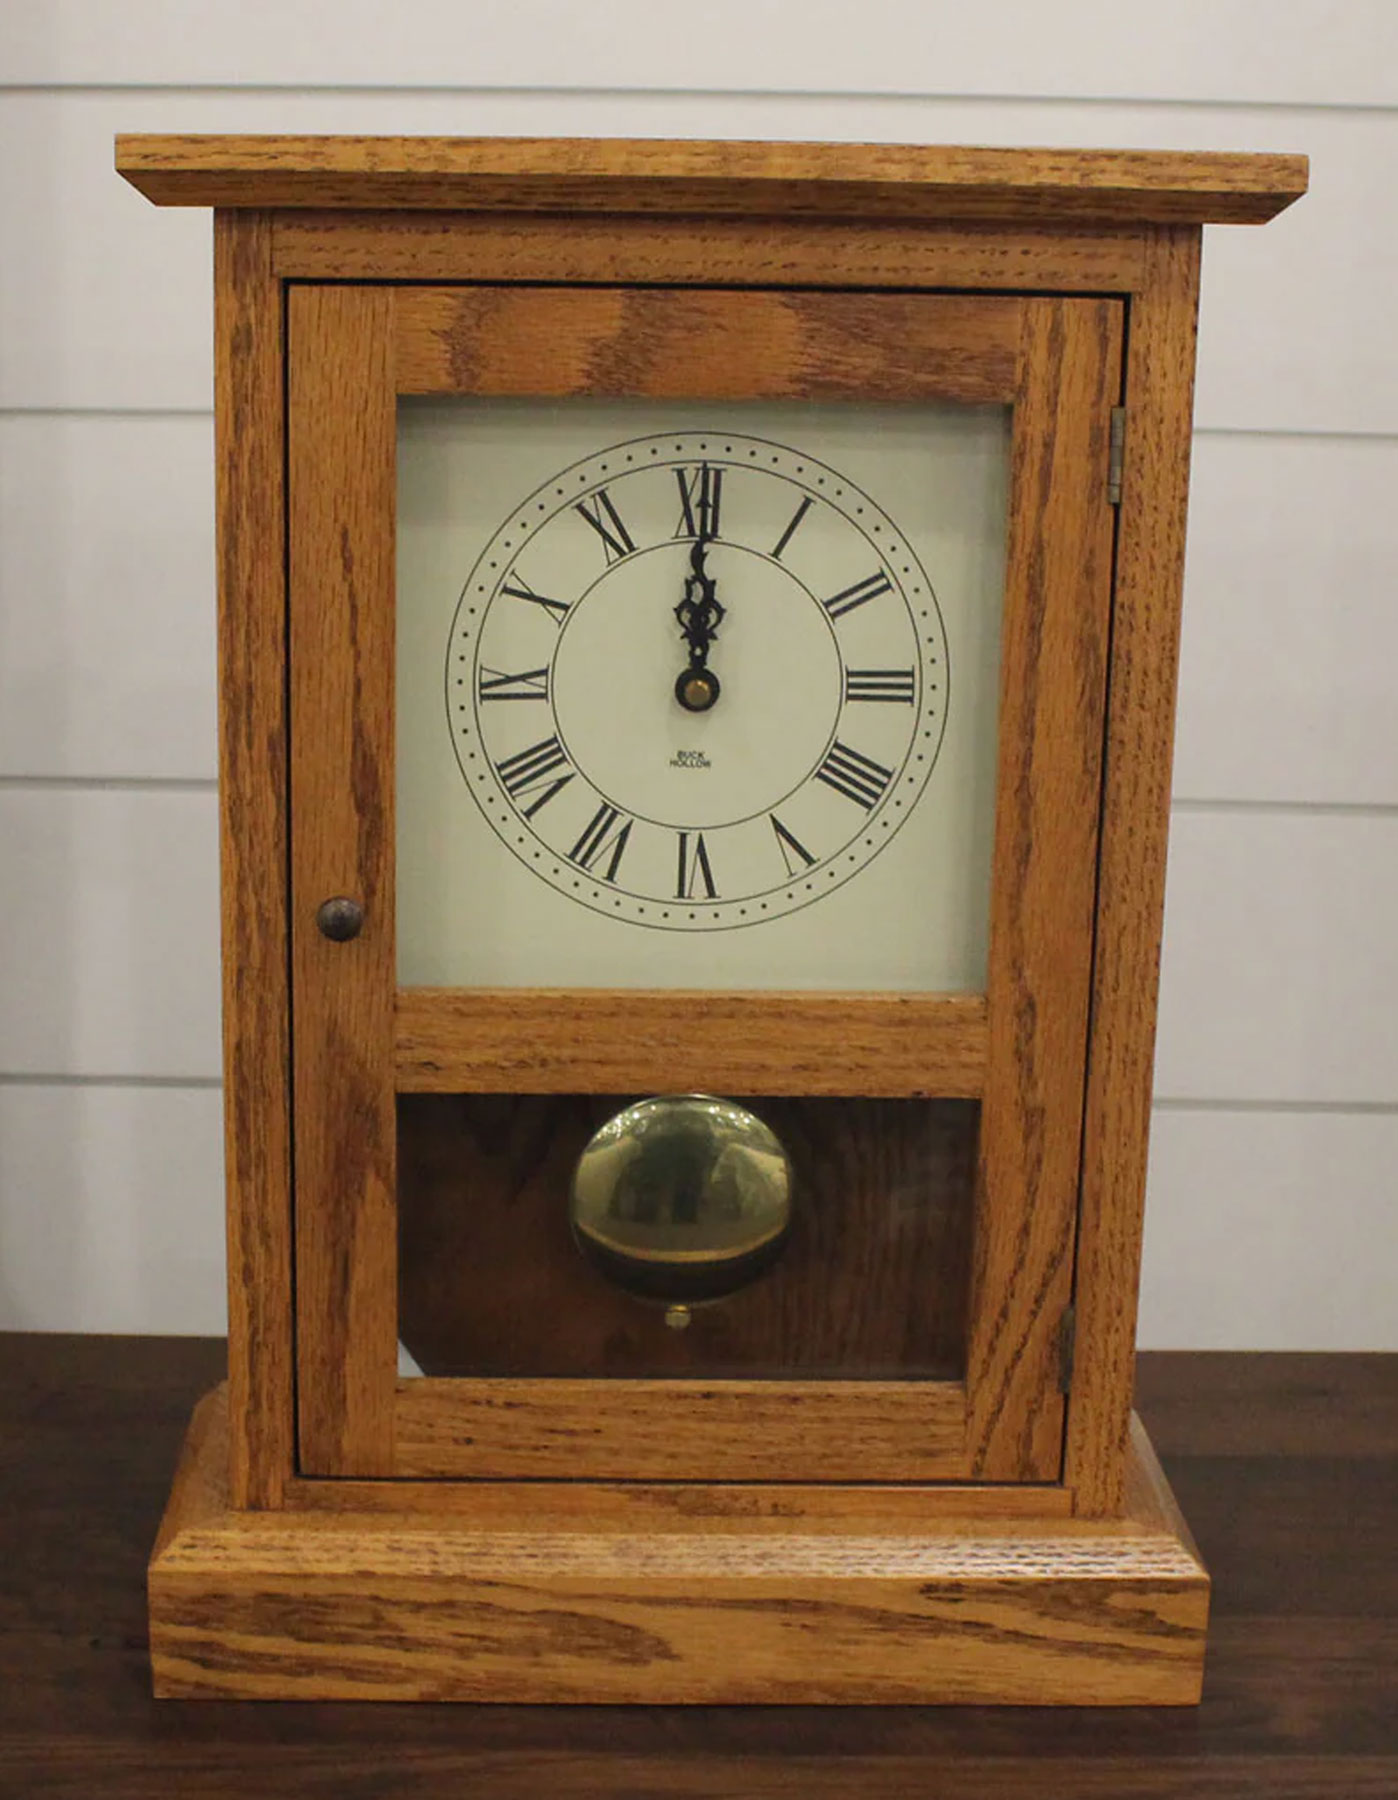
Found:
<box><xmin>286</xmin><ymin>284</ymin><xmax>1122</xmax><ymax>1483</ymax></box>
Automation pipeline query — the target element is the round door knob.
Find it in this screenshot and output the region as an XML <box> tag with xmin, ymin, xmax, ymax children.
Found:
<box><xmin>315</xmin><ymin>896</ymin><xmax>364</xmax><ymax>942</ymax></box>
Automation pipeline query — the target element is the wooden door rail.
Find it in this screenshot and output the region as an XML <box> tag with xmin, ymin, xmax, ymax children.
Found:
<box><xmin>394</xmin><ymin>987</ymin><xmax>988</xmax><ymax>1097</ymax></box>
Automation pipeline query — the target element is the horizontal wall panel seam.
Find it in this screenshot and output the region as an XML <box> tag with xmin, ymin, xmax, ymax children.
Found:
<box><xmin>1152</xmin><ymin>1098</ymin><xmax>1398</xmax><ymax>1116</ymax></box>
<box><xmin>0</xmin><ymin>777</ymin><xmax>218</xmax><ymax>793</ymax></box>
<box><xmin>1</xmin><ymin>1076</ymin><xmax>1394</xmax><ymax>1115</ymax></box>
<box><xmin>0</xmin><ymin>1073</ymin><xmax>223</xmax><ymax>1090</ymax></box>
<box><xmin>1171</xmin><ymin>800</ymin><xmax>1398</xmax><ymax>818</ymax></box>
<box><xmin>5</xmin><ymin>781</ymin><xmax>1391</xmax><ymax>816</ymax></box>
<box><xmin>0</xmin><ymin>407</ymin><xmax>215</xmax><ymax>422</ymax></box>
<box><xmin>7</xmin><ymin>412</ymin><xmax>1398</xmax><ymax>448</ymax></box>
<box><xmin>4</xmin><ymin>407</ymin><xmax>1395</xmax><ymax>454</ymax></box>
<box><xmin>0</xmin><ymin>84</ymin><xmax>1395</xmax><ymax>117</ymax></box>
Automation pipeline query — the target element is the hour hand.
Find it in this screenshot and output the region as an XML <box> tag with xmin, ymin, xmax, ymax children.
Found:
<box><xmin>674</xmin><ymin>539</ymin><xmax>725</xmax><ymax>712</ymax></box>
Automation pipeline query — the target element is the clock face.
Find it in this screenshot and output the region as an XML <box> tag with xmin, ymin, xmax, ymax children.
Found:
<box><xmin>397</xmin><ymin>398</ymin><xmax>1009</xmax><ymax>992</ymax></box>
<box><xmin>446</xmin><ymin>433</ymin><xmax>949</xmax><ymax>931</ymax></box>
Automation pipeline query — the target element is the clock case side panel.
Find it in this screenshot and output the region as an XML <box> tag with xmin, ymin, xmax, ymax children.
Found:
<box><xmin>212</xmin><ymin>211</ymin><xmax>295</xmax><ymax>1510</ymax></box>
<box><xmin>1065</xmin><ymin>226</ymin><xmax>1204</xmax><ymax>1517</ymax></box>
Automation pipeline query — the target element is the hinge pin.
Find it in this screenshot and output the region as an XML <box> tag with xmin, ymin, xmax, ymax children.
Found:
<box><xmin>1058</xmin><ymin>1302</ymin><xmax>1077</xmax><ymax>1394</ymax></box>
<box><xmin>1108</xmin><ymin>406</ymin><xmax>1127</xmax><ymax>505</ymax></box>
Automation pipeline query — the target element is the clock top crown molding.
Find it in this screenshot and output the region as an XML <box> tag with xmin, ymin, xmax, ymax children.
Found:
<box><xmin>115</xmin><ymin>134</ymin><xmax>1307</xmax><ymax>225</ymax></box>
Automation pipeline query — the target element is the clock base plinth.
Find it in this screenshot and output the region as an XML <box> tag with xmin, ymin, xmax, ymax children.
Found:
<box><xmin>149</xmin><ymin>1387</ymin><xmax>1208</xmax><ymax>1705</ymax></box>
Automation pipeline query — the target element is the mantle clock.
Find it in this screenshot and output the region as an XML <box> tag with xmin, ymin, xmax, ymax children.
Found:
<box><xmin>117</xmin><ymin>135</ymin><xmax>1306</xmax><ymax>1705</ymax></box>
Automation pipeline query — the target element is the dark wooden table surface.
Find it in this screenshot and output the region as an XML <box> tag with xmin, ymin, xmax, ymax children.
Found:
<box><xmin>2</xmin><ymin>1336</ymin><xmax>1395</xmax><ymax>1798</ymax></box>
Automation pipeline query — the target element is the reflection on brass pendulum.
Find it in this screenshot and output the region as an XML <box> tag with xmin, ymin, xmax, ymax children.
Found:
<box><xmin>569</xmin><ymin>1095</ymin><xmax>793</xmax><ymax>1312</ymax></box>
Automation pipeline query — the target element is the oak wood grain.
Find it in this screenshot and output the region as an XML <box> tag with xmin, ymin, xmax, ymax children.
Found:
<box><xmin>116</xmin><ymin>135</ymin><xmax>1308</xmax><ymax>225</ymax></box>
<box><xmin>964</xmin><ymin>297</ymin><xmax>1123</xmax><ymax>1482</ymax></box>
<box><xmin>396</xmin><ymin>1094</ymin><xmax>975</xmax><ymax>1382</ymax></box>
<box><xmin>274</xmin><ymin>212</ymin><xmax>1153</xmax><ymax>292</ymax></box>
<box><xmin>147</xmin><ymin>1381</ymin><xmax>1206</xmax><ymax>1702</ymax></box>
<box><xmin>396</xmin><ymin>988</ymin><xmax>988</xmax><ymax>1097</ymax></box>
<box><xmin>1066</xmin><ymin>230</ymin><xmax>1204</xmax><ymax>1518</ymax></box>
<box><xmin>394</xmin><ymin>1375</ymin><xmax>970</xmax><ymax>1483</ymax></box>
<box><xmin>211</xmin><ymin>211</ymin><xmax>293</xmax><ymax>1511</ymax></box>
<box><xmin>395</xmin><ymin>287</ymin><xmax>1021</xmax><ymax>403</ymax></box>
<box><xmin>285</xmin><ymin>1469</ymin><xmax>1075</xmax><ymax>1522</ymax></box>
<box><xmin>287</xmin><ymin>285</ymin><xmax>399</xmax><ymax>1477</ymax></box>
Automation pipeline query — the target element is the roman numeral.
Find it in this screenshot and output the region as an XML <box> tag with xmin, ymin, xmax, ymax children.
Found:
<box><xmin>844</xmin><ymin>667</ymin><xmax>915</xmax><ymax>704</ymax></box>
<box><xmin>824</xmin><ymin>569</ymin><xmax>893</xmax><ymax>620</ymax></box>
<box><xmin>814</xmin><ymin>740</ymin><xmax>894</xmax><ymax>810</ymax></box>
<box><xmin>493</xmin><ymin>736</ymin><xmax>574</xmax><ymax>818</ymax></box>
<box><xmin>575</xmin><ymin>488</ymin><xmax>636</xmax><ymax>564</ymax></box>
<box><xmin>769</xmin><ymin>814</ymin><xmax>816</xmax><ymax>877</ymax></box>
<box><xmin>675</xmin><ymin>464</ymin><xmax>723</xmax><ymax>540</ymax></box>
<box><xmin>569</xmin><ymin>803</ymin><xmax>634</xmax><ymax>882</ymax></box>
<box><xmin>478</xmin><ymin>665</ymin><xmax>549</xmax><ymax>702</ymax></box>
<box><xmin>676</xmin><ymin>831</ymin><xmax>717</xmax><ymax>900</ymax></box>
<box><xmin>771</xmin><ymin>495</ymin><xmax>814</xmax><ymax>561</ymax></box>
<box><xmin>500</xmin><ymin>574</ymin><xmax>569</xmax><ymax>625</ymax></box>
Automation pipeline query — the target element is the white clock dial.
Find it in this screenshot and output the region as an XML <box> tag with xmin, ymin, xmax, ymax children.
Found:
<box><xmin>447</xmin><ymin>433</ymin><xmax>949</xmax><ymax>931</ymax></box>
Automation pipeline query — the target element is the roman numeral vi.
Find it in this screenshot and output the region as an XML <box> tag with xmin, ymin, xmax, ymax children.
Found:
<box><xmin>676</xmin><ymin>831</ymin><xmax>717</xmax><ymax>899</ymax></box>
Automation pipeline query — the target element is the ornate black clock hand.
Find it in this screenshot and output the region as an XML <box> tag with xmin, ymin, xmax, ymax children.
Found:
<box><xmin>674</xmin><ymin>534</ymin><xmax>725</xmax><ymax>712</ymax></box>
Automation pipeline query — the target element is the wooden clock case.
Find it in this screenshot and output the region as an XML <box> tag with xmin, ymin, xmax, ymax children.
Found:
<box><xmin>117</xmin><ymin>136</ymin><xmax>1306</xmax><ymax>1704</ymax></box>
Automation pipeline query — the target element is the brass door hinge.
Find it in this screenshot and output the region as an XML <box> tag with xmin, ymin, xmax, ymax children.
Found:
<box><xmin>1108</xmin><ymin>405</ymin><xmax>1126</xmax><ymax>506</ymax></box>
<box><xmin>1058</xmin><ymin>1302</ymin><xmax>1077</xmax><ymax>1394</ymax></box>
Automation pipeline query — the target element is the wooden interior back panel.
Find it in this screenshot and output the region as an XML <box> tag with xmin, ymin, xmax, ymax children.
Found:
<box><xmin>397</xmin><ymin>1094</ymin><xmax>977</xmax><ymax>1380</ymax></box>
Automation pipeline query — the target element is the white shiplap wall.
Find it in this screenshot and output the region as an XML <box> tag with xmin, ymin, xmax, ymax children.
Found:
<box><xmin>2</xmin><ymin>2</ymin><xmax>1395</xmax><ymax>1348</ymax></box>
